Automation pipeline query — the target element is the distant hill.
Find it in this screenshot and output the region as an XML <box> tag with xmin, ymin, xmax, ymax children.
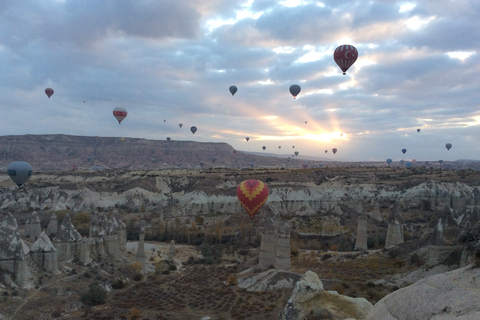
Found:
<box><xmin>0</xmin><ymin>134</ymin><xmax>309</xmax><ymax>170</ymax></box>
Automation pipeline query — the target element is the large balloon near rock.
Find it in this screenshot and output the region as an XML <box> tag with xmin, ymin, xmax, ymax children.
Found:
<box><xmin>237</xmin><ymin>180</ymin><xmax>269</xmax><ymax>219</ymax></box>
<box><xmin>7</xmin><ymin>161</ymin><xmax>33</xmax><ymax>187</ymax></box>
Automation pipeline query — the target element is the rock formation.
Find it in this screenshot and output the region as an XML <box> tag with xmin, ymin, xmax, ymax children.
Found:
<box><xmin>275</xmin><ymin>223</ymin><xmax>291</xmax><ymax>270</ymax></box>
<box><xmin>136</xmin><ymin>228</ymin><xmax>146</xmax><ymax>272</ymax></box>
<box><xmin>24</xmin><ymin>211</ymin><xmax>41</xmax><ymax>240</ymax></box>
<box><xmin>355</xmin><ymin>215</ymin><xmax>368</xmax><ymax>251</ymax></box>
<box><xmin>279</xmin><ymin>270</ymin><xmax>372</xmax><ymax>320</ymax></box>
<box><xmin>385</xmin><ymin>207</ymin><xmax>404</xmax><ymax>248</ymax></box>
<box><xmin>46</xmin><ymin>213</ymin><xmax>58</xmax><ymax>238</ymax></box>
<box><xmin>0</xmin><ymin>213</ymin><xmax>32</xmax><ymax>287</ymax></box>
<box><xmin>56</xmin><ymin>213</ymin><xmax>83</xmax><ymax>262</ymax></box>
<box><xmin>365</xmin><ymin>264</ymin><xmax>480</xmax><ymax>320</ymax></box>
<box><xmin>258</xmin><ymin>233</ymin><xmax>277</xmax><ymax>270</ymax></box>
<box><xmin>238</xmin><ymin>269</ymin><xmax>302</xmax><ymax>292</ymax></box>
<box><xmin>30</xmin><ymin>231</ymin><xmax>59</xmax><ymax>273</ymax></box>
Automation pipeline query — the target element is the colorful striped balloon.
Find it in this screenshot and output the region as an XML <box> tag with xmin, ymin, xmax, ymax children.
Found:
<box><xmin>237</xmin><ymin>180</ymin><xmax>269</xmax><ymax>219</ymax></box>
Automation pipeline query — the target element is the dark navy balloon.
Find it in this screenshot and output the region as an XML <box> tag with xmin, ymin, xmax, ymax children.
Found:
<box><xmin>7</xmin><ymin>161</ymin><xmax>33</xmax><ymax>187</ymax></box>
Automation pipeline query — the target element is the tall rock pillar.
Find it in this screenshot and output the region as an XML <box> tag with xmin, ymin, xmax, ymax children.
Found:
<box><xmin>258</xmin><ymin>233</ymin><xmax>277</xmax><ymax>270</ymax></box>
<box><xmin>355</xmin><ymin>216</ymin><xmax>368</xmax><ymax>251</ymax></box>
<box><xmin>136</xmin><ymin>228</ymin><xmax>146</xmax><ymax>272</ymax></box>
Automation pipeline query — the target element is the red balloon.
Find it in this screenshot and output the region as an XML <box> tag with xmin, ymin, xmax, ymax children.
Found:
<box><xmin>237</xmin><ymin>180</ymin><xmax>269</xmax><ymax>219</ymax></box>
<box><xmin>333</xmin><ymin>45</ymin><xmax>358</xmax><ymax>75</ymax></box>
<box><xmin>113</xmin><ymin>107</ymin><xmax>127</xmax><ymax>124</ymax></box>
<box><xmin>45</xmin><ymin>88</ymin><xmax>54</xmax><ymax>98</ymax></box>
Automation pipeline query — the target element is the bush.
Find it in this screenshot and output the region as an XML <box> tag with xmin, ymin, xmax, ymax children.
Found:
<box><xmin>111</xmin><ymin>280</ymin><xmax>125</xmax><ymax>290</ymax></box>
<box><xmin>80</xmin><ymin>284</ymin><xmax>107</xmax><ymax>305</ymax></box>
<box><xmin>168</xmin><ymin>264</ymin><xmax>177</xmax><ymax>271</ymax></box>
<box><xmin>227</xmin><ymin>274</ymin><xmax>238</xmax><ymax>286</ymax></box>
<box><xmin>128</xmin><ymin>307</ymin><xmax>141</xmax><ymax>320</ymax></box>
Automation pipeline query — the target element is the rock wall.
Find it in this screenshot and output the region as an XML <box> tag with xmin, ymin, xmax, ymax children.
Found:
<box><xmin>355</xmin><ymin>217</ymin><xmax>368</xmax><ymax>250</ymax></box>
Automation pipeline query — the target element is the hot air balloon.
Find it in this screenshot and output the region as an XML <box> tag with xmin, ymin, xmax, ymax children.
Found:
<box><xmin>412</xmin><ymin>159</ymin><xmax>417</xmax><ymax>164</ymax></box>
<box><xmin>237</xmin><ymin>180</ymin><xmax>269</xmax><ymax>219</ymax></box>
<box><xmin>294</xmin><ymin>151</ymin><xmax>299</xmax><ymax>156</ymax></box>
<box><xmin>250</xmin><ymin>163</ymin><xmax>255</xmax><ymax>168</ymax></box>
<box><xmin>113</xmin><ymin>107</ymin><xmax>127</xmax><ymax>124</ymax></box>
<box><xmin>402</xmin><ymin>148</ymin><xmax>407</xmax><ymax>154</ymax></box>
<box><xmin>229</xmin><ymin>85</ymin><xmax>238</xmax><ymax>96</ymax></box>
<box><xmin>445</xmin><ymin>143</ymin><xmax>452</xmax><ymax>150</ymax></box>
<box><xmin>200</xmin><ymin>162</ymin><xmax>205</xmax><ymax>168</ymax></box>
<box><xmin>417</xmin><ymin>129</ymin><xmax>421</xmax><ymax>133</ymax></box>
<box><xmin>386</xmin><ymin>158</ymin><xmax>392</xmax><ymax>165</ymax></box>
<box><xmin>179</xmin><ymin>123</ymin><xmax>183</xmax><ymax>128</ymax></box>
<box><xmin>292</xmin><ymin>146</ymin><xmax>295</xmax><ymax>149</ymax></box>
<box><xmin>262</xmin><ymin>146</ymin><xmax>266</xmax><ymax>150</ymax></box>
<box><xmin>233</xmin><ymin>150</ymin><xmax>237</xmax><ymax>155</ymax></box>
<box><xmin>45</xmin><ymin>88</ymin><xmax>54</xmax><ymax>98</ymax></box>
<box><xmin>246</xmin><ymin>137</ymin><xmax>250</xmax><ymax>142</ymax></box>
<box><xmin>278</xmin><ymin>146</ymin><xmax>281</xmax><ymax>149</ymax></box>
<box><xmin>332</xmin><ymin>148</ymin><xmax>337</xmax><ymax>154</ymax></box>
<box><xmin>212</xmin><ymin>157</ymin><xmax>217</xmax><ymax>163</ymax></box>
<box><xmin>190</xmin><ymin>126</ymin><xmax>197</xmax><ymax>134</ymax></box>
<box><xmin>166</xmin><ymin>137</ymin><xmax>171</xmax><ymax>141</ymax></box>
<box><xmin>163</xmin><ymin>119</ymin><xmax>166</xmax><ymax>122</ymax></box>
<box><xmin>305</xmin><ymin>121</ymin><xmax>307</xmax><ymax>124</ymax></box>
<box><xmin>405</xmin><ymin>161</ymin><xmax>412</xmax><ymax>168</ymax></box>
<box><xmin>7</xmin><ymin>161</ymin><xmax>33</xmax><ymax>187</ymax></box>
<box><xmin>333</xmin><ymin>44</ymin><xmax>358</xmax><ymax>75</ymax></box>
<box><xmin>439</xmin><ymin>160</ymin><xmax>443</xmax><ymax>165</ymax></box>
<box><xmin>289</xmin><ymin>84</ymin><xmax>301</xmax><ymax>99</ymax></box>
<box><xmin>302</xmin><ymin>163</ymin><xmax>308</xmax><ymax>169</ymax></box>
<box><xmin>325</xmin><ymin>150</ymin><xmax>328</xmax><ymax>153</ymax></box>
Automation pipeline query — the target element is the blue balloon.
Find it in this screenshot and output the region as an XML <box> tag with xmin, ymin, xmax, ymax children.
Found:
<box><xmin>7</xmin><ymin>161</ymin><xmax>33</xmax><ymax>187</ymax></box>
<box><xmin>386</xmin><ymin>158</ymin><xmax>392</xmax><ymax>165</ymax></box>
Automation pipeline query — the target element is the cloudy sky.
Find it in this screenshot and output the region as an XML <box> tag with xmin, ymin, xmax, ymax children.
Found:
<box><xmin>1</xmin><ymin>0</ymin><xmax>479</xmax><ymax>162</ymax></box>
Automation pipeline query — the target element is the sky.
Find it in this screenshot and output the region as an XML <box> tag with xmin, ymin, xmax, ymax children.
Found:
<box><xmin>1</xmin><ymin>0</ymin><xmax>479</xmax><ymax>162</ymax></box>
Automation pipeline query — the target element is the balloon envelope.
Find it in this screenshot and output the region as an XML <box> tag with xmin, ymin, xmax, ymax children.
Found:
<box><xmin>417</xmin><ymin>129</ymin><xmax>421</xmax><ymax>133</ymax></box>
<box><xmin>386</xmin><ymin>158</ymin><xmax>392</xmax><ymax>165</ymax></box>
<box><xmin>179</xmin><ymin>123</ymin><xmax>183</xmax><ymax>128</ymax></box>
<box><xmin>332</xmin><ymin>148</ymin><xmax>337</xmax><ymax>154</ymax></box>
<box><xmin>262</xmin><ymin>146</ymin><xmax>266</xmax><ymax>150</ymax></box>
<box><xmin>245</xmin><ymin>137</ymin><xmax>250</xmax><ymax>141</ymax></box>
<box><xmin>445</xmin><ymin>143</ymin><xmax>452</xmax><ymax>150</ymax></box>
<box><xmin>229</xmin><ymin>85</ymin><xmax>238</xmax><ymax>96</ymax></box>
<box><xmin>237</xmin><ymin>180</ymin><xmax>269</xmax><ymax>219</ymax></box>
<box><xmin>45</xmin><ymin>88</ymin><xmax>54</xmax><ymax>98</ymax></box>
<box><xmin>289</xmin><ymin>84</ymin><xmax>301</xmax><ymax>98</ymax></box>
<box><xmin>294</xmin><ymin>151</ymin><xmax>299</xmax><ymax>156</ymax></box>
<box><xmin>190</xmin><ymin>126</ymin><xmax>197</xmax><ymax>134</ymax></box>
<box><xmin>113</xmin><ymin>107</ymin><xmax>127</xmax><ymax>124</ymax></box>
<box><xmin>166</xmin><ymin>137</ymin><xmax>171</xmax><ymax>141</ymax></box>
<box><xmin>7</xmin><ymin>161</ymin><xmax>33</xmax><ymax>187</ymax></box>
<box><xmin>402</xmin><ymin>148</ymin><xmax>407</xmax><ymax>154</ymax></box>
<box><xmin>333</xmin><ymin>45</ymin><xmax>358</xmax><ymax>75</ymax></box>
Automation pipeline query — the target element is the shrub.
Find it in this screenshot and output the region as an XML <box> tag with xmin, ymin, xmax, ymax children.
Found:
<box><xmin>128</xmin><ymin>307</ymin><xmax>141</xmax><ymax>320</ymax></box>
<box><xmin>80</xmin><ymin>284</ymin><xmax>107</xmax><ymax>305</ymax></box>
<box><xmin>111</xmin><ymin>279</ymin><xmax>125</xmax><ymax>290</ymax></box>
<box><xmin>227</xmin><ymin>274</ymin><xmax>238</xmax><ymax>286</ymax></box>
<box><xmin>133</xmin><ymin>273</ymin><xmax>143</xmax><ymax>281</ymax></box>
<box><xmin>168</xmin><ymin>264</ymin><xmax>177</xmax><ymax>271</ymax></box>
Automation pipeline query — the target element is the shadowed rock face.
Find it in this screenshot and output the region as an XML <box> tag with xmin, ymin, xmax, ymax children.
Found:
<box><xmin>279</xmin><ymin>270</ymin><xmax>372</xmax><ymax>320</ymax></box>
<box><xmin>57</xmin><ymin>214</ymin><xmax>82</xmax><ymax>242</ymax></box>
<box><xmin>365</xmin><ymin>265</ymin><xmax>480</xmax><ymax>320</ymax></box>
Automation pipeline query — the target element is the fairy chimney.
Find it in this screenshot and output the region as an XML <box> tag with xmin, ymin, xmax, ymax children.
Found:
<box><xmin>30</xmin><ymin>231</ymin><xmax>58</xmax><ymax>273</ymax></box>
<box><xmin>385</xmin><ymin>207</ymin><xmax>404</xmax><ymax>248</ymax></box>
<box><xmin>24</xmin><ymin>211</ymin><xmax>41</xmax><ymax>240</ymax></box>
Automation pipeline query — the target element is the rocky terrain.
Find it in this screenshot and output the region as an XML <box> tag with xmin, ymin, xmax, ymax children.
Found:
<box><xmin>0</xmin><ymin>134</ymin><xmax>480</xmax><ymax>319</ymax></box>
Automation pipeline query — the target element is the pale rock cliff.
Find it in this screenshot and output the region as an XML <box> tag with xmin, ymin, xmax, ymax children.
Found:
<box><xmin>365</xmin><ymin>264</ymin><xmax>480</xmax><ymax>320</ymax></box>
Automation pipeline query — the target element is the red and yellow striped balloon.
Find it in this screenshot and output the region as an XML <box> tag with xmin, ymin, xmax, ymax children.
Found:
<box><xmin>237</xmin><ymin>179</ymin><xmax>269</xmax><ymax>219</ymax></box>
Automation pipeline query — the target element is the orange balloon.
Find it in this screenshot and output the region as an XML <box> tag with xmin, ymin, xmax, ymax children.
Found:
<box><xmin>237</xmin><ymin>180</ymin><xmax>269</xmax><ymax>219</ymax></box>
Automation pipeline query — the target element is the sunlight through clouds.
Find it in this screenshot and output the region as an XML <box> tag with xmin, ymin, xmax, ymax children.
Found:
<box><xmin>447</xmin><ymin>51</ymin><xmax>476</xmax><ymax>62</ymax></box>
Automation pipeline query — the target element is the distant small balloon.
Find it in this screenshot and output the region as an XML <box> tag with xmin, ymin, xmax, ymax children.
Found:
<box><xmin>179</xmin><ymin>123</ymin><xmax>183</xmax><ymax>128</ymax></box>
<box><xmin>246</xmin><ymin>137</ymin><xmax>250</xmax><ymax>142</ymax></box>
<box><xmin>229</xmin><ymin>85</ymin><xmax>238</xmax><ymax>96</ymax></box>
<box><xmin>166</xmin><ymin>137</ymin><xmax>171</xmax><ymax>141</ymax></box>
<box><xmin>294</xmin><ymin>151</ymin><xmax>299</xmax><ymax>156</ymax></box>
<box><xmin>332</xmin><ymin>148</ymin><xmax>337</xmax><ymax>154</ymax></box>
<box><xmin>445</xmin><ymin>143</ymin><xmax>452</xmax><ymax>150</ymax></box>
<box><xmin>262</xmin><ymin>146</ymin><xmax>266</xmax><ymax>151</ymax></box>
<box><xmin>386</xmin><ymin>158</ymin><xmax>392</xmax><ymax>165</ymax></box>
<box><xmin>45</xmin><ymin>88</ymin><xmax>54</xmax><ymax>98</ymax></box>
<box><xmin>190</xmin><ymin>126</ymin><xmax>197</xmax><ymax>134</ymax></box>
<box><xmin>278</xmin><ymin>146</ymin><xmax>281</xmax><ymax>149</ymax></box>
<box><xmin>417</xmin><ymin>129</ymin><xmax>421</xmax><ymax>133</ymax></box>
<box><xmin>289</xmin><ymin>84</ymin><xmax>301</xmax><ymax>99</ymax></box>
<box><xmin>113</xmin><ymin>107</ymin><xmax>127</xmax><ymax>124</ymax></box>
<box><xmin>325</xmin><ymin>150</ymin><xmax>328</xmax><ymax>153</ymax></box>
<box><xmin>402</xmin><ymin>148</ymin><xmax>407</xmax><ymax>154</ymax></box>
